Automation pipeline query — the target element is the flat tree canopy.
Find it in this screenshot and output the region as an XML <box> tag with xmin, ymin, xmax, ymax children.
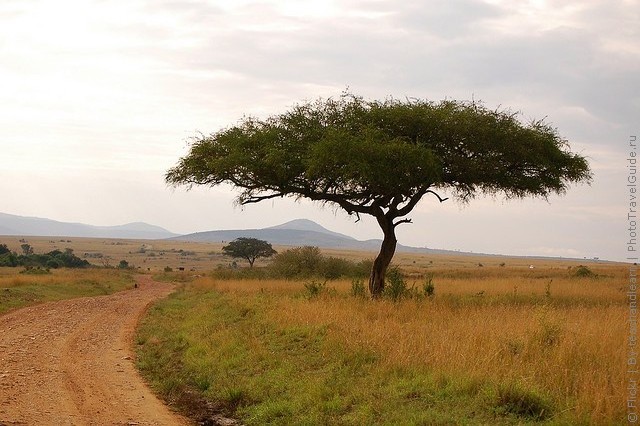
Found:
<box><xmin>222</xmin><ymin>237</ymin><xmax>277</xmax><ymax>268</ymax></box>
<box><xmin>167</xmin><ymin>94</ymin><xmax>591</xmax><ymax>296</ymax></box>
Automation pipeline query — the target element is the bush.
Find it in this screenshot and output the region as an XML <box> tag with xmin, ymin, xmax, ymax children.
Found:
<box><xmin>573</xmin><ymin>265</ymin><xmax>596</xmax><ymax>278</ymax></box>
<box><xmin>10</xmin><ymin>248</ymin><xmax>90</xmax><ymax>269</ymax></box>
<box><xmin>318</xmin><ymin>256</ymin><xmax>355</xmax><ymax>280</ymax></box>
<box><xmin>268</xmin><ymin>246</ymin><xmax>370</xmax><ymax>280</ymax></box>
<box><xmin>423</xmin><ymin>275</ymin><xmax>435</xmax><ymax>297</ymax></box>
<box><xmin>270</xmin><ymin>246</ymin><xmax>323</xmax><ymax>279</ymax></box>
<box><xmin>303</xmin><ymin>280</ymin><xmax>326</xmax><ymax>299</ymax></box>
<box><xmin>0</xmin><ymin>252</ymin><xmax>18</xmax><ymax>267</ymax></box>
<box><xmin>384</xmin><ymin>267</ymin><xmax>410</xmax><ymax>302</ymax></box>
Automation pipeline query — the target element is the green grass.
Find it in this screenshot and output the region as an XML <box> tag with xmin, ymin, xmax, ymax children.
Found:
<box><xmin>135</xmin><ymin>284</ymin><xmax>572</xmax><ymax>425</ymax></box>
<box><xmin>0</xmin><ymin>268</ymin><xmax>136</xmax><ymax>314</ymax></box>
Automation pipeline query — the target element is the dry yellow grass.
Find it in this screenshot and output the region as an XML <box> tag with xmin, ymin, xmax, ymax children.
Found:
<box><xmin>0</xmin><ymin>267</ymin><xmax>135</xmax><ymax>314</ymax></box>
<box><xmin>191</xmin><ymin>262</ymin><xmax>626</xmax><ymax>423</ymax></box>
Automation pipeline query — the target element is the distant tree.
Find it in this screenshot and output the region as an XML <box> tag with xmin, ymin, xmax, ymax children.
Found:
<box><xmin>118</xmin><ymin>260</ymin><xmax>129</xmax><ymax>269</ymax></box>
<box><xmin>222</xmin><ymin>238</ymin><xmax>277</xmax><ymax>268</ymax></box>
<box><xmin>20</xmin><ymin>243</ymin><xmax>33</xmax><ymax>256</ymax></box>
<box><xmin>0</xmin><ymin>244</ymin><xmax>10</xmax><ymax>255</ymax></box>
<box><xmin>167</xmin><ymin>93</ymin><xmax>592</xmax><ymax>297</ymax></box>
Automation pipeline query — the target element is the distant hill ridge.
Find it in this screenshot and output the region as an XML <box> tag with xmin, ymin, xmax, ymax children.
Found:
<box><xmin>0</xmin><ymin>212</ymin><xmax>178</xmax><ymax>240</ymax></box>
<box><xmin>173</xmin><ymin>218</ymin><xmax>454</xmax><ymax>254</ymax></box>
<box><xmin>0</xmin><ymin>212</ymin><xmax>456</xmax><ymax>255</ymax></box>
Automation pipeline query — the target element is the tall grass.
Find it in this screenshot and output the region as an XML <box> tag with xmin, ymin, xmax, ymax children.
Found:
<box><xmin>136</xmin><ymin>263</ymin><xmax>626</xmax><ymax>424</ymax></box>
<box><xmin>0</xmin><ymin>268</ymin><xmax>135</xmax><ymax>314</ymax></box>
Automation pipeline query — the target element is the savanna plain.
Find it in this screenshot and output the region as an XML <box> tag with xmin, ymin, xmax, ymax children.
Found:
<box><xmin>0</xmin><ymin>237</ymin><xmax>628</xmax><ymax>425</ymax></box>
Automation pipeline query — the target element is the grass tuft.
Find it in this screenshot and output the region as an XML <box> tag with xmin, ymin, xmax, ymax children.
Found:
<box><xmin>493</xmin><ymin>382</ymin><xmax>553</xmax><ymax>421</ymax></box>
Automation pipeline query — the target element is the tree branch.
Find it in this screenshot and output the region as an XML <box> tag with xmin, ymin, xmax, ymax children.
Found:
<box><xmin>426</xmin><ymin>189</ymin><xmax>449</xmax><ymax>203</ymax></box>
<box><xmin>241</xmin><ymin>192</ymin><xmax>285</xmax><ymax>204</ymax></box>
<box><xmin>393</xmin><ymin>218</ymin><xmax>412</xmax><ymax>227</ymax></box>
<box><xmin>395</xmin><ymin>186</ymin><xmax>430</xmax><ymax>217</ymax></box>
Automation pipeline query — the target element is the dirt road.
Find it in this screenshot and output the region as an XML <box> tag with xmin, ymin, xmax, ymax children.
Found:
<box><xmin>0</xmin><ymin>275</ymin><xmax>190</xmax><ymax>426</ymax></box>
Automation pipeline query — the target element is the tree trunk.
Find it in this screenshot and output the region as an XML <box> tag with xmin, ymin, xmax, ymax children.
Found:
<box><xmin>368</xmin><ymin>219</ymin><xmax>397</xmax><ymax>298</ymax></box>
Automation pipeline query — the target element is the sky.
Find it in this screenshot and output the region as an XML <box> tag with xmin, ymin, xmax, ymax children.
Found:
<box><xmin>0</xmin><ymin>0</ymin><xmax>637</xmax><ymax>261</ymax></box>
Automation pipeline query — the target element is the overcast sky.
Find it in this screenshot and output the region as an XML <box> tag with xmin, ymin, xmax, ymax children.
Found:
<box><xmin>1</xmin><ymin>0</ymin><xmax>637</xmax><ymax>261</ymax></box>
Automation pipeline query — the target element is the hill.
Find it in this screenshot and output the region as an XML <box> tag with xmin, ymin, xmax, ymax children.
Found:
<box><xmin>172</xmin><ymin>218</ymin><xmax>455</xmax><ymax>254</ymax></box>
<box><xmin>0</xmin><ymin>212</ymin><xmax>178</xmax><ymax>240</ymax></box>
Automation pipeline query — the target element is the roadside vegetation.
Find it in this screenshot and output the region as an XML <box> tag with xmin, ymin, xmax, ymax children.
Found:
<box><xmin>0</xmin><ymin>268</ymin><xmax>136</xmax><ymax>314</ymax></box>
<box><xmin>0</xmin><ymin>243</ymin><xmax>90</xmax><ymax>268</ymax></box>
<box><xmin>136</xmin><ymin>262</ymin><xmax>625</xmax><ymax>425</ymax></box>
<box><xmin>210</xmin><ymin>245</ymin><xmax>372</xmax><ymax>281</ymax></box>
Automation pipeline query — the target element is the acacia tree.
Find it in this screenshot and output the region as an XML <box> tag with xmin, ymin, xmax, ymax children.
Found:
<box><xmin>167</xmin><ymin>94</ymin><xmax>591</xmax><ymax>297</ymax></box>
<box><xmin>222</xmin><ymin>237</ymin><xmax>277</xmax><ymax>268</ymax></box>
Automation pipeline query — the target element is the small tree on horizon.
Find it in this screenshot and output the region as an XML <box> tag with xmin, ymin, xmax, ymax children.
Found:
<box><xmin>166</xmin><ymin>93</ymin><xmax>591</xmax><ymax>297</ymax></box>
<box><xmin>222</xmin><ymin>237</ymin><xmax>277</xmax><ymax>268</ymax></box>
<box><xmin>20</xmin><ymin>243</ymin><xmax>34</xmax><ymax>256</ymax></box>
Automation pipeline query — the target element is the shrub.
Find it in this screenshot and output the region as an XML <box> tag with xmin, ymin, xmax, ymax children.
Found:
<box><xmin>270</xmin><ymin>246</ymin><xmax>323</xmax><ymax>279</ymax></box>
<box><xmin>303</xmin><ymin>280</ymin><xmax>326</xmax><ymax>299</ymax></box>
<box><xmin>423</xmin><ymin>275</ymin><xmax>435</xmax><ymax>297</ymax></box>
<box><xmin>0</xmin><ymin>252</ymin><xmax>18</xmax><ymax>267</ymax></box>
<box><xmin>268</xmin><ymin>246</ymin><xmax>369</xmax><ymax>280</ymax></box>
<box><xmin>46</xmin><ymin>259</ymin><xmax>61</xmax><ymax>269</ymax></box>
<box><xmin>573</xmin><ymin>265</ymin><xmax>596</xmax><ymax>278</ymax></box>
<box><xmin>384</xmin><ymin>267</ymin><xmax>410</xmax><ymax>302</ymax></box>
<box><xmin>318</xmin><ymin>256</ymin><xmax>355</xmax><ymax>280</ymax></box>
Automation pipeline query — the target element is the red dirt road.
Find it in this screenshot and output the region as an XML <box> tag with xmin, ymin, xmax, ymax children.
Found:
<box><xmin>0</xmin><ymin>275</ymin><xmax>190</xmax><ymax>426</ymax></box>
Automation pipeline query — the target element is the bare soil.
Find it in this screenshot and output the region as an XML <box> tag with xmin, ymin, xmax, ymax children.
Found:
<box><xmin>0</xmin><ymin>275</ymin><xmax>190</xmax><ymax>425</ymax></box>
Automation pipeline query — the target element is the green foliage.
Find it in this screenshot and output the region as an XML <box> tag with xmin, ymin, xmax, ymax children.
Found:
<box><xmin>573</xmin><ymin>265</ymin><xmax>596</xmax><ymax>278</ymax></box>
<box><xmin>222</xmin><ymin>238</ymin><xmax>277</xmax><ymax>268</ymax></box>
<box><xmin>118</xmin><ymin>260</ymin><xmax>130</xmax><ymax>269</ymax></box>
<box><xmin>0</xmin><ymin>244</ymin><xmax>10</xmax><ymax>255</ymax></box>
<box><xmin>270</xmin><ymin>246</ymin><xmax>322</xmax><ymax>278</ymax></box>
<box><xmin>384</xmin><ymin>267</ymin><xmax>410</xmax><ymax>302</ymax></box>
<box><xmin>167</xmin><ymin>93</ymin><xmax>591</xmax><ymax>205</ymax></box>
<box><xmin>423</xmin><ymin>275</ymin><xmax>435</xmax><ymax>297</ymax></box>
<box><xmin>0</xmin><ymin>252</ymin><xmax>18</xmax><ymax>267</ymax></box>
<box><xmin>0</xmin><ymin>245</ymin><xmax>91</xmax><ymax>269</ymax></box>
<box><xmin>267</xmin><ymin>246</ymin><xmax>370</xmax><ymax>280</ymax></box>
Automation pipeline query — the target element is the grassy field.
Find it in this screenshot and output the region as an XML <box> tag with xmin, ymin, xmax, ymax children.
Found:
<box><xmin>135</xmin><ymin>259</ymin><xmax>626</xmax><ymax>425</ymax></box>
<box><xmin>0</xmin><ymin>268</ymin><xmax>136</xmax><ymax>314</ymax></box>
<box><xmin>0</xmin><ymin>236</ymin><xmax>231</xmax><ymax>272</ymax></box>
